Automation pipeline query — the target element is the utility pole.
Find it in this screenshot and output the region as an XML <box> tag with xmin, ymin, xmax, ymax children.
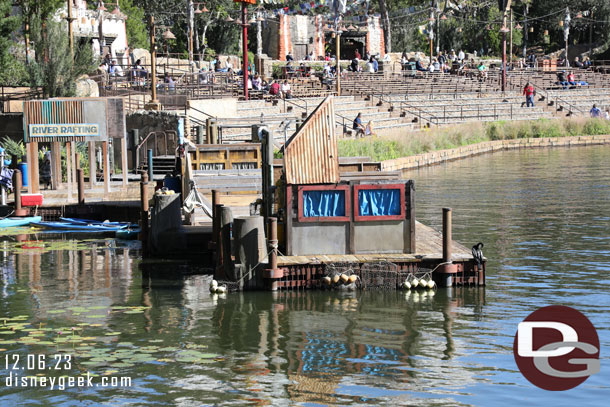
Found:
<box><xmin>66</xmin><ymin>0</ymin><xmax>75</xmax><ymax>59</ymax></box>
<box><xmin>98</xmin><ymin>1</ymin><xmax>105</xmax><ymax>57</ymax></box>
<box><xmin>241</xmin><ymin>2</ymin><xmax>248</xmax><ymax>100</ymax></box>
<box><xmin>500</xmin><ymin>0</ymin><xmax>512</xmax><ymax>93</ymax></box>
<box><xmin>335</xmin><ymin>18</ymin><xmax>341</xmax><ymax>96</ymax></box>
<box><xmin>522</xmin><ymin>1</ymin><xmax>528</xmax><ymax>59</ymax></box>
<box><xmin>509</xmin><ymin>9</ymin><xmax>513</xmax><ymax>66</ymax></box>
<box><xmin>564</xmin><ymin>7</ymin><xmax>571</xmax><ymax>67</ymax></box>
<box><xmin>188</xmin><ymin>0</ymin><xmax>194</xmax><ymax>66</ymax></box>
<box><xmin>429</xmin><ymin>4</ymin><xmax>434</xmax><ymax>65</ymax></box>
<box><xmin>147</xmin><ymin>15</ymin><xmax>160</xmax><ymax>109</ymax></box>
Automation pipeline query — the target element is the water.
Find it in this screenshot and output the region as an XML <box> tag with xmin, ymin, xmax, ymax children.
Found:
<box><xmin>0</xmin><ymin>145</ymin><xmax>609</xmax><ymax>406</ymax></box>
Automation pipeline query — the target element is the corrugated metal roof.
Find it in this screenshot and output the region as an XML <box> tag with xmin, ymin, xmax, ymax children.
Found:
<box><xmin>284</xmin><ymin>96</ymin><xmax>339</xmax><ymax>185</ymax></box>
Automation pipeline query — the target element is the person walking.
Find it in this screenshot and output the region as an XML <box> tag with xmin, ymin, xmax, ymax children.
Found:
<box><xmin>523</xmin><ymin>82</ymin><xmax>535</xmax><ymax>108</ymax></box>
<box><xmin>40</xmin><ymin>152</ymin><xmax>51</xmax><ymax>190</ymax></box>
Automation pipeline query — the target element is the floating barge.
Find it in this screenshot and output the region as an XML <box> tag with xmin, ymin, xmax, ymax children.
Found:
<box><xmin>145</xmin><ymin>96</ymin><xmax>485</xmax><ymax>290</ymax></box>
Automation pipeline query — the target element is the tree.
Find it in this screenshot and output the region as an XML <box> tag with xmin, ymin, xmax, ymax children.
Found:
<box><xmin>0</xmin><ymin>0</ymin><xmax>27</xmax><ymax>85</ymax></box>
<box><xmin>118</xmin><ymin>0</ymin><xmax>149</xmax><ymax>49</ymax></box>
<box><xmin>27</xmin><ymin>18</ymin><xmax>98</xmax><ymax>98</ymax></box>
<box><xmin>378</xmin><ymin>0</ymin><xmax>392</xmax><ymax>53</ymax></box>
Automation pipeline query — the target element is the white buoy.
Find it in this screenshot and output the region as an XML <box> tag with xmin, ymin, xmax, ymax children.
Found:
<box><xmin>403</xmin><ymin>281</ymin><xmax>411</xmax><ymax>290</ymax></box>
<box><xmin>216</xmin><ymin>285</ymin><xmax>227</xmax><ymax>294</ymax></box>
<box><xmin>427</xmin><ymin>280</ymin><xmax>436</xmax><ymax>289</ymax></box>
<box><xmin>412</xmin><ymin>278</ymin><xmax>419</xmax><ymax>288</ymax></box>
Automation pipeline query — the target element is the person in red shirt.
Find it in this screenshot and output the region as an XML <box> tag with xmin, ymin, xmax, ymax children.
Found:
<box><xmin>523</xmin><ymin>82</ymin><xmax>535</xmax><ymax>108</ymax></box>
<box><xmin>269</xmin><ymin>80</ymin><xmax>280</xmax><ymax>97</ymax></box>
<box><xmin>567</xmin><ymin>71</ymin><xmax>576</xmax><ymax>85</ymax></box>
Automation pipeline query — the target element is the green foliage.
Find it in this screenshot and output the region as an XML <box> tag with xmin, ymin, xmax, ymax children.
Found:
<box><xmin>0</xmin><ymin>0</ymin><xmax>25</xmax><ymax>85</ymax></box>
<box><xmin>118</xmin><ymin>0</ymin><xmax>148</xmax><ymax>50</ymax></box>
<box><xmin>27</xmin><ymin>18</ymin><xmax>99</xmax><ymax>98</ymax></box>
<box><xmin>1</xmin><ymin>136</ymin><xmax>26</xmax><ymax>160</ymax></box>
<box><xmin>338</xmin><ymin>118</ymin><xmax>610</xmax><ymax>161</ymax></box>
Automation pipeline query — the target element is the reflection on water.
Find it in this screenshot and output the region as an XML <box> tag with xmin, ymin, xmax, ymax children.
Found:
<box><xmin>0</xmin><ymin>145</ymin><xmax>609</xmax><ymax>406</ymax></box>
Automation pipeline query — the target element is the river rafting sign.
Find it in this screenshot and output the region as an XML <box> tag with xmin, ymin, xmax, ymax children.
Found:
<box><xmin>29</xmin><ymin>123</ymin><xmax>100</xmax><ymax>138</ymax></box>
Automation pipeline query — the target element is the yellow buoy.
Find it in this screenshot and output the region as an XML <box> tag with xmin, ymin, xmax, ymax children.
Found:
<box><xmin>322</xmin><ymin>276</ymin><xmax>332</xmax><ymax>286</ymax></box>
<box><xmin>348</xmin><ymin>275</ymin><xmax>358</xmax><ymax>284</ymax></box>
<box><xmin>340</xmin><ymin>274</ymin><xmax>349</xmax><ymax>283</ymax></box>
<box><xmin>332</xmin><ymin>275</ymin><xmax>340</xmax><ymax>284</ymax></box>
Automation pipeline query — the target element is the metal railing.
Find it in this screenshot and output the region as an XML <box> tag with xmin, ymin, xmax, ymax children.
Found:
<box><xmin>135</xmin><ymin>131</ymin><xmax>178</xmax><ymax>170</ymax></box>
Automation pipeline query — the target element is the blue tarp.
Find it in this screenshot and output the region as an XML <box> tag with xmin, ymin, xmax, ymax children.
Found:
<box><xmin>303</xmin><ymin>190</ymin><xmax>345</xmax><ymax>217</ymax></box>
<box><xmin>358</xmin><ymin>189</ymin><xmax>401</xmax><ymax>217</ymax></box>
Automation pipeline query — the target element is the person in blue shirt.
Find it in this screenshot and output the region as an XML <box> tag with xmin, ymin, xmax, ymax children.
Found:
<box><xmin>353</xmin><ymin>113</ymin><xmax>365</xmax><ymax>137</ymax></box>
<box><xmin>372</xmin><ymin>56</ymin><xmax>379</xmax><ymax>72</ymax></box>
<box><xmin>590</xmin><ymin>104</ymin><xmax>601</xmax><ymax>118</ymax></box>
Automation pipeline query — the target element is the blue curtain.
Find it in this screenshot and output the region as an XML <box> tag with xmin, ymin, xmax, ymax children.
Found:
<box><xmin>303</xmin><ymin>190</ymin><xmax>346</xmax><ymax>217</ymax></box>
<box><xmin>358</xmin><ymin>189</ymin><xmax>401</xmax><ymax>217</ymax></box>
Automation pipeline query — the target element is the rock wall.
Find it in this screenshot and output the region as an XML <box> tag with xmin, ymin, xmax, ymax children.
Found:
<box><xmin>381</xmin><ymin>135</ymin><xmax>610</xmax><ymax>171</ymax></box>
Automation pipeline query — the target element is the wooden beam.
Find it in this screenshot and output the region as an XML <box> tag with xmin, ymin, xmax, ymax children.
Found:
<box><xmin>121</xmin><ymin>137</ymin><xmax>128</xmax><ymax>187</ymax></box>
<box><xmin>102</xmin><ymin>141</ymin><xmax>110</xmax><ymax>194</ymax></box>
<box><xmin>31</xmin><ymin>142</ymin><xmax>39</xmax><ymax>194</ymax></box>
<box><xmin>66</xmin><ymin>142</ymin><xmax>73</xmax><ymax>200</ymax></box>
<box><xmin>26</xmin><ymin>143</ymin><xmax>33</xmax><ymax>194</ymax></box>
<box><xmin>88</xmin><ymin>141</ymin><xmax>96</xmax><ymax>188</ymax></box>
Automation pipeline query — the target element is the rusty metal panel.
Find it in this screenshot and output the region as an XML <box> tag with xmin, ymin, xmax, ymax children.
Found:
<box><xmin>284</xmin><ymin>96</ymin><xmax>339</xmax><ymax>185</ymax></box>
<box><xmin>23</xmin><ymin>98</ymin><xmax>121</xmax><ymax>142</ymax></box>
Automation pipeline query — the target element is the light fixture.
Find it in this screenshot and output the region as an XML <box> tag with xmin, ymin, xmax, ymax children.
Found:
<box><xmin>428</xmin><ymin>17</ymin><xmax>435</xmax><ymax>22</ymax></box>
<box><xmin>457</xmin><ymin>27</ymin><xmax>462</xmax><ymax>33</ymax></box>
<box><xmin>499</xmin><ymin>26</ymin><xmax>509</xmax><ymax>33</ymax></box>
<box><xmin>440</xmin><ymin>14</ymin><xmax>447</xmax><ymax>20</ymax></box>
<box><xmin>347</xmin><ymin>24</ymin><xmax>356</xmax><ymax>31</ymax></box>
<box><xmin>195</xmin><ymin>5</ymin><xmax>202</xmax><ymax>14</ymax></box>
<box><xmin>202</xmin><ymin>5</ymin><xmax>209</xmax><ymax>12</ymax></box>
<box><xmin>225</xmin><ymin>15</ymin><xmax>234</xmax><ymax>22</ymax></box>
<box><xmin>486</xmin><ymin>24</ymin><xmax>491</xmax><ymax>31</ymax></box>
<box><xmin>544</xmin><ymin>29</ymin><xmax>548</xmax><ymax>35</ymax></box>
<box><xmin>257</xmin><ymin>15</ymin><xmax>264</xmax><ymax>22</ymax></box>
<box><xmin>529</xmin><ymin>26</ymin><xmax>534</xmax><ymax>33</ymax></box>
<box><xmin>162</xmin><ymin>28</ymin><xmax>176</xmax><ymax>40</ymax></box>
<box><xmin>576</xmin><ymin>12</ymin><xmax>583</xmax><ymax>19</ymax></box>
<box><xmin>97</xmin><ymin>1</ymin><xmax>106</xmax><ymax>11</ymax></box>
<box><xmin>559</xmin><ymin>20</ymin><xmax>564</xmax><ymax>27</ymax></box>
<box><xmin>515</xmin><ymin>23</ymin><xmax>522</xmax><ymax>30</ymax></box>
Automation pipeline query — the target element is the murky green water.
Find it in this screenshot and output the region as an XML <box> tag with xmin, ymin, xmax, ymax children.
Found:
<box><xmin>1</xmin><ymin>145</ymin><xmax>609</xmax><ymax>406</ymax></box>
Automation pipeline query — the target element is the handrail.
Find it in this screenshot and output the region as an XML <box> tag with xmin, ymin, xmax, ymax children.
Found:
<box><xmin>135</xmin><ymin>130</ymin><xmax>178</xmax><ymax>170</ymax></box>
<box><xmin>283</xmin><ymin>96</ymin><xmax>308</xmax><ymax>115</ymax></box>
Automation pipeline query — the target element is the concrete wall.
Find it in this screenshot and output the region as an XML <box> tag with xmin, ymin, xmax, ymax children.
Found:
<box><xmin>290</xmin><ymin>223</ymin><xmax>349</xmax><ymax>255</ymax></box>
<box><xmin>381</xmin><ymin>135</ymin><xmax>610</xmax><ymax>172</ymax></box>
<box><xmin>188</xmin><ymin>98</ymin><xmax>238</xmax><ymax>120</ymax></box>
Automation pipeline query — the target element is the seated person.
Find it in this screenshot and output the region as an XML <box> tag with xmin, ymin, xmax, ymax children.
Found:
<box><xmin>556</xmin><ymin>71</ymin><xmax>568</xmax><ymax>88</ymax></box>
<box><xmin>252</xmin><ymin>74</ymin><xmax>262</xmax><ymax>91</ymax></box>
<box><xmin>567</xmin><ymin>71</ymin><xmax>576</xmax><ymax>85</ymax></box>
<box><xmin>269</xmin><ymin>80</ymin><xmax>280</xmax><ymax>97</ymax></box>
<box><xmin>415</xmin><ymin>59</ymin><xmax>427</xmax><ymax>72</ymax></box>
<box><xmin>280</xmin><ymin>80</ymin><xmax>291</xmax><ymax>99</ymax></box>
<box><xmin>352</xmin><ymin>113</ymin><xmax>365</xmax><ymax>137</ymax></box>
<box><xmin>574</xmin><ymin>57</ymin><xmax>584</xmax><ymax>68</ymax></box>
<box><xmin>350</xmin><ymin>58</ymin><xmax>359</xmax><ymax>72</ymax></box>
<box><xmin>364</xmin><ymin>120</ymin><xmax>376</xmax><ymax>137</ymax></box>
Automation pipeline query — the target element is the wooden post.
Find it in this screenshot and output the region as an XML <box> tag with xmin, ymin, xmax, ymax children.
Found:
<box><xmin>211</xmin><ymin>189</ymin><xmax>219</xmax><ymax>242</ymax></box>
<box><xmin>140</xmin><ymin>171</ymin><xmax>149</xmax><ymax>253</ymax></box>
<box><xmin>88</xmin><ymin>141</ymin><xmax>96</xmax><ymax>188</ymax></box>
<box><xmin>442</xmin><ymin>207</ymin><xmax>452</xmax><ymax>263</ymax></box>
<box><xmin>31</xmin><ymin>142</ymin><xmax>40</xmax><ymax>194</ymax></box>
<box><xmin>50</xmin><ymin>142</ymin><xmax>60</xmax><ymax>189</ymax></box>
<box><xmin>336</xmin><ymin>27</ymin><xmax>341</xmax><ymax>96</ymax></box>
<box><xmin>102</xmin><ymin>141</ymin><xmax>110</xmax><ymax>194</ymax></box>
<box><xmin>13</xmin><ymin>169</ymin><xmax>27</xmax><ymax>217</ymax></box>
<box><xmin>268</xmin><ymin>217</ymin><xmax>278</xmax><ymax>272</ymax></box>
<box><xmin>77</xmin><ymin>168</ymin><xmax>85</xmax><ymax>205</ymax></box>
<box><xmin>66</xmin><ymin>142</ymin><xmax>73</xmax><ymax>199</ymax></box>
<box><xmin>26</xmin><ymin>143</ymin><xmax>33</xmax><ymax>194</ymax></box>
<box><xmin>121</xmin><ymin>136</ymin><xmax>128</xmax><ymax>187</ymax></box>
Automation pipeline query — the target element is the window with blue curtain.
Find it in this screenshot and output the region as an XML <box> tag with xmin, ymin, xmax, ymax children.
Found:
<box><xmin>302</xmin><ymin>190</ymin><xmax>346</xmax><ymax>217</ymax></box>
<box><xmin>358</xmin><ymin>189</ymin><xmax>401</xmax><ymax>217</ymax></box>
